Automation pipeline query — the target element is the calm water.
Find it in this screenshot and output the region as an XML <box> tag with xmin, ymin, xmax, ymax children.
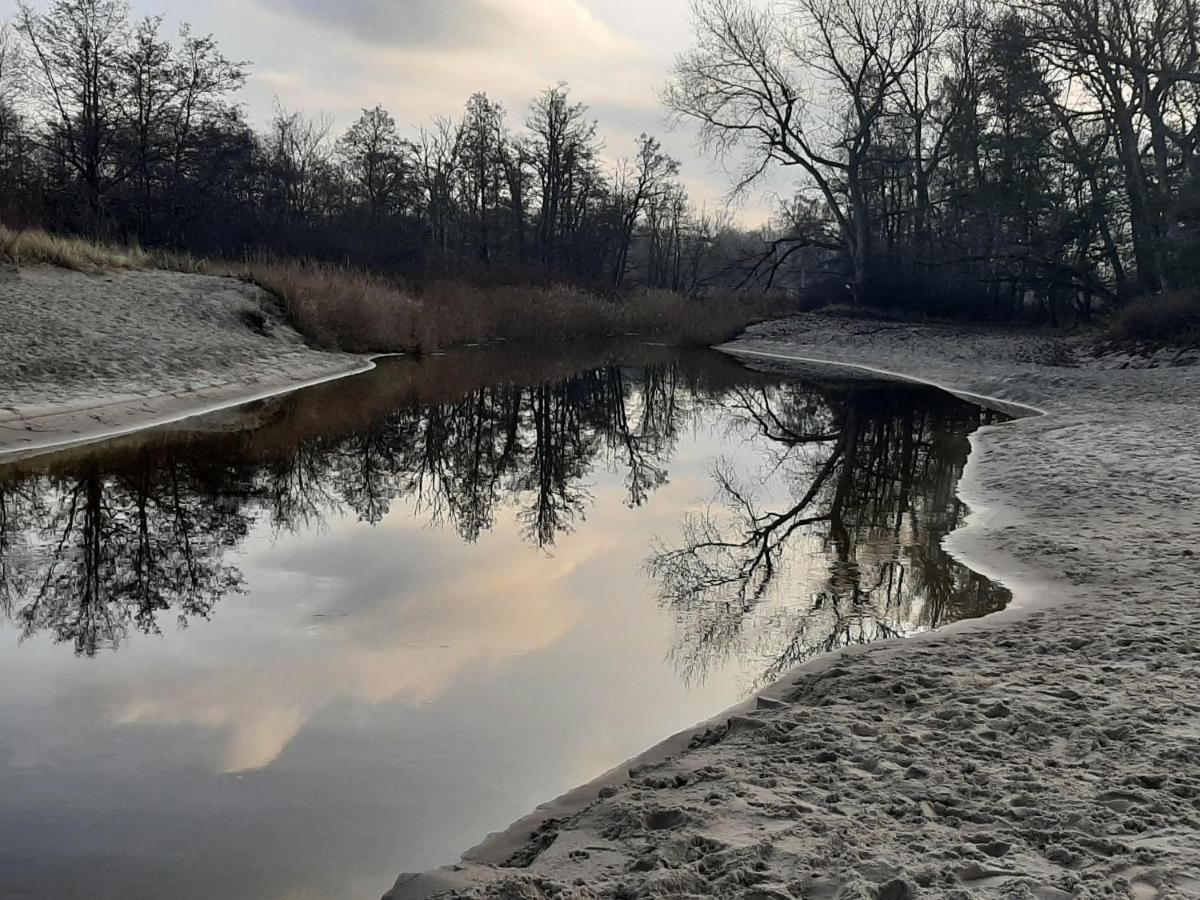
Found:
<box><xmin>0</xmin><ymin>346</ymin><xmax>1009</xmax><ymax>899</ymax></box>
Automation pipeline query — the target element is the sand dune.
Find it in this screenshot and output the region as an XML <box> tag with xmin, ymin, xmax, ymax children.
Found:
<box><xmin>389</xmin><ymin>317</ymin><xmax>1200</xmax><ymax>900</ymax></box>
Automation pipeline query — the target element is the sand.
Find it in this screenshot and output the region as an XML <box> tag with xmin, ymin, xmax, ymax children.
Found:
<box><xmin>387</xmin><ymin>316</ymin><xmax>1200</xmax><ymax>899</ymax></box>
<box><xmin>0</xmin><ymin>265</ymin><xmax>369</xmax><ymax>460</ymax></box>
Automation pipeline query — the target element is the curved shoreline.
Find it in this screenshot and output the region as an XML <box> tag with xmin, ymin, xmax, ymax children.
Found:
<box><xmin>723</xmin><ymin>346</ymin><xmax>1049</xmax><ymax>419</ymax></box>
<box><xmin>0</xmin><ymin>264</ymin><xmax>375</xmax><ymax>464</ymax></box>
<box><xmin>386</xmin><ymin>317</ymin><xmax>1200</xmax><ymax>900</ymax></box>
<box><xmin>0</xmin><ymin>355</ymin><xmax>376</xmax><ymax>463</ymax></box>
<box><xmin>720</xmin><ymin>346</ymin><xmax>1058</xmax><ymax>619</ymax></box>
<box><xmin>385</xmin><ymin>336</ymin><xmax>1056</xmax><ymax>900</ymax></box>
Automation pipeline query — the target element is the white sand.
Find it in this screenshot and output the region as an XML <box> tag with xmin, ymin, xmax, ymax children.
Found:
<box><xmin>0</xmin><ymin>265</ymin><xmax>368</xmax><ymax>460</ymax></box>
<box><xmin>388</xmin><ymin>316</ymin><xmax>1200</xmax><ymax>899</ymax></box>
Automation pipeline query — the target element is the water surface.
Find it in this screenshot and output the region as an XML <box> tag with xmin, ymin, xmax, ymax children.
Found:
<box><xmin>0</xmin><ymin>346</ymin><xmax>1009</xmax><ymax>899</ymax></box>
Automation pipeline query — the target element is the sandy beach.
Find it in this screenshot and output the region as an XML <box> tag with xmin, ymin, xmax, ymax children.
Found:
<box><xmin>2</xmin><ymin>266</ymin><xmax>1197</xmax><ymax>898</ymax></box>
<box><xmin>0</xmin><ymin>265</ymin><xmax>368</xmax><ymax>460</ymax></box>
<box><xmin>388</xmin><ymin>316</ymin><xmax>1200</xmax><ymax>899</ymax></box>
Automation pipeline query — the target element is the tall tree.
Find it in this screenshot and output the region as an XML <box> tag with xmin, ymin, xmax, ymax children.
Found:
<box><xmin>337</xmin><ymin>104</ymin><xmax>404</xmax><ymax>218</ymax></box>
<box><xmin>526</xmin><ymin>84</ymin><xmax>600</xmax><ymax>272</ymax></box>
<box><xmin>1029</xmin><ymin>0</ymin><xmax>1200</xmax><ymax>291</ymax></box>
<box><xmin>457</xmin><ymin>92</ymin><xmax>508</xmax><ymax>265</ymax></box>
<box><xmin>17</xmin><ymin>0</ymin><xmax>133</xmax><ymax>229</ymax></box>
<box><xmin>612</xmin><ymin>133</ymin><xmax>679</xmax><ymax>286</ymax></box>
<box><xmin>668</xmin><ymin>0</ymin><xmax>943</xmax><ymax>304</ymax></box>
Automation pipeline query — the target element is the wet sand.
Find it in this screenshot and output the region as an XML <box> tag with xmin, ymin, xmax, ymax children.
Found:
<box><xmin>389</xmin><ymin>316</ymin><xmax>1200</xmax><ymax>900</ymax></box>
<box><xmin>0</xmin><ymin>265</ymin><xmax>367</xmax><ymax>460</ymax></box>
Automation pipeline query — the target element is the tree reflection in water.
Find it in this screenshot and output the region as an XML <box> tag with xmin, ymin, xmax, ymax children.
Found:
<box><xmin>0</xmin><ymin>459</ymin><xmax>249</xmax><ymax>656</ymax></box>
<box><xmin>0</xmin><ymin>349</ymin><xmax>1008</xmax><ymax>682</ymax></box>
<box><xmin>0</xmin><ymin>353</ymin><xmax>688</xmax><ymax>656</ymax></box>
<box><xmin>647</xmin><ymin>377</ymin><xmax>1011</xmax><ymax>688</ymax></box>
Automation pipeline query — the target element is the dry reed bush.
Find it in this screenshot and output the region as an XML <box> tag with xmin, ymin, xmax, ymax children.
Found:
<box><xmin>410</xmin><ymin>282</ymin><xmax>773</xmax><ymax>351</ymax></box>
<box><xmin>232</xmin><ymin>260</ymin><xmax>421</xmax><ymax>352</ymax></box>
<box><xmin>622</xmin><ymin>289</ymin><xmax>782</xmax><ymax>346</ymax></box>
<box><xmin>0</xmin><ymin>225</ymin><xmax>153</xmax><ymax>271</ymax></box>
<box><xmin>412</xmin><ymin>281</ymin><xmax>613</xmax><ymax>348</ymax></box>
<box><xmin>1106</xmin><ymin>289</ymin><xmax>1200</xmax><ymax>346</ymax></box>
<box><xmin>0</xmin><ymin>225</ymin><xmax>776</xmax><ymax>352</ymax></box>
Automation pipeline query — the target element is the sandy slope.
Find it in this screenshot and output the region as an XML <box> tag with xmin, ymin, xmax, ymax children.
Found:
<box><xmin>0</xmin><ymin>265</ymin><xmax>368</xmax><ymax>460</ymax></box>
<box><xmin>388</xmin><ymin>316</ymin><xmax>1200</xmax><ymax>899</ymax></box>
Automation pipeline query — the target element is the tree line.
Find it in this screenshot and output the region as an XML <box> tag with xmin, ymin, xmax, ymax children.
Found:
<box><xmin>668</xmin><ymin>0</ymin><xmax>1200</xmax><ymax>319</ymax></box>
<box><xmin>0</xmin><ymin>0</ymin><xmax>754</xmax><ymax>292</ymax></box>
<box><xmin>2</xmin><ymin>0</ymin><xmax>1197</xmax><ymax>318</ymax></box>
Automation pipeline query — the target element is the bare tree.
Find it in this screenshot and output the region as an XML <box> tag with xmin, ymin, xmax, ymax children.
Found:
<box><xmin>17</xmin><ymin>0</ymin><xmax>133</xmax><ymax>228</ymax></box>
<box><xmin>526</xmin><ymin>84</ymin><xmax>600</xmax><ymax>272</ymax></box>
<box><xmin>668</xmin><ymin>0</ymin><xmax>943</xmax><ymax>304</ymax></box>
<box><xmin>166</xmin><ymin>25</ymin><xmax>246</xmax><ymax>183</ymax></box>
<box><xmin>612</xmin><ymin>133</ymin><xmax>679</xmax><ymax>286</ymax></box>
<box><xmin>413</xmin><ymin>117</ymin><xmax>460</xmax><ymax>271</ymax></box>
<box><xmin>0</xmin><ymin>21</ymin><xmax>32</xmax><ymax>216</ymax></box>
<box><xmin>457</xmin><ymin>92</ymin><xmax>508</xmax><ymax>265</ymax></box>
<box><xmin>1029</xmin><ymin>0</ymin><xmax>1200</xmax><ymax>291</ymax></box>
<box><xmin>266</xmin><ymin>103</ymin><xmax>334</xmax><ymax>223</ymax></box>
<box><xmin>337</xmin><ymin>104</ymin><xmax>404</xmax><ymax>217</ymax></box>
<box><xmin>0</xmin><ymin>21</ymin><xmax>28</xmax><ymax>113</ymax></box>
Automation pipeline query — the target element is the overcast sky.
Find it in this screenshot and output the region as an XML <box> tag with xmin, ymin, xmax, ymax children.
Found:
<box><xmin>8</xmin><ymin>0</ymin><xmax>790</xmax><ymax>223</ymax></box>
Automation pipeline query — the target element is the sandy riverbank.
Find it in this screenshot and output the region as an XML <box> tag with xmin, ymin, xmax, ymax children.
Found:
<box><xmin>0</xmin><ymin>265</ymin><xmax>368</xmax><ymax>460</ymax></box>
<box><xmin>388</xmin><ymin>316</ymin><xmax>1200</xmax><ymax>899</ymax></box>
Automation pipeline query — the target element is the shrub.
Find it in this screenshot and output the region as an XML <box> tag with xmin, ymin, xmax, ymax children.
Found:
<box><xmin>227</xmin><ymin>260</ymin><xmax>421</xmax><ymax>353</ymax></box>
<box><xmin>1105</xmin><ymin>290</ymin><xmax>1200</xmax><ymax>346</ymax></box>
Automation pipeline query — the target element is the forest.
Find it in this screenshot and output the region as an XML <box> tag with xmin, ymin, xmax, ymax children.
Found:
<box><xmin>0</xmin><ymin>0</ymin><xmax>744</xmax><ymax>296</ymax></box>
<box><xmin>1</xmin><ymin>0</ymin><xmax>1198</xmax><ymax>324</ymax></box>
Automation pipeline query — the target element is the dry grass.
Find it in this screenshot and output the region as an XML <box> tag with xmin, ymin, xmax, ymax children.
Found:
<box><xmin>227</xmin><ymin>260</ymin><xmax>422</xmax><ymax>351</ymax></box>
<box><xmin>232</xmin><ymin>260</ymin><xmax>779</xmax><ymax>353</ymax></box>
<box><xmin>410</xmin><ymin>280</ymin><xmax>776</xmax><ymax>351</ymax></box>
<box><xmin>2</xmin><ymin>227</ymin><xmax>781</xmax><ymax>353</ymax></box>
<box><xmin>0</xmin><ymin>225</ymin><xmax>160</xmax><ymax>271</ymax></box>
<box><xmin>1105</xmin><ymin>290</ymin><xmax>1200</xmax><ymax>346</ymax></box>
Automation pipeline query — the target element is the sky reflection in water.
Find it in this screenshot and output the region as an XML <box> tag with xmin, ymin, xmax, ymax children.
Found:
<box><xmin>0</xmin><ymin>346</ymin><xmax>1009</xmax><ymax>900</ymax></box>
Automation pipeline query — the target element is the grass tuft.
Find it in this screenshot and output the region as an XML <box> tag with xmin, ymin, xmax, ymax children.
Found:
<box><xmin>0</xmin><ymin>225</ymin><xmax>157</xmax><ymax>271</ymax></box>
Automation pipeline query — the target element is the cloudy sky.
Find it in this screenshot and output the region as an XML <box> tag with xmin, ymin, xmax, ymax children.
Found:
<box><xmin>8</xmin><ymin>0</ymin><xmax>790</xmax><ymax>223</ymax></box>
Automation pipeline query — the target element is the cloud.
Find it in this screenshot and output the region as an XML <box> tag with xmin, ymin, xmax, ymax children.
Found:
<box><xmin>235</xmin><ymin>0</ymin><xmax>644</xmax><ymax>126</ymax></box>
<box><xmin>260</xmin><ymin>0</ymin><xmax>508</xmax><ymax>48</ymax></box>
<box><xmin>259</xmin><ymin>0</ymin><xmax>631</xmax><ymax>56</ymax></box>
<box><xmin>110</xmin><ymin>522</ymin><xmax>586</xmax><ymax>773</ymax></box>
<box><xmin>134</xmin><ymin>0</ymin><xmax>782</xmax><ymax>220</ymax></box>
